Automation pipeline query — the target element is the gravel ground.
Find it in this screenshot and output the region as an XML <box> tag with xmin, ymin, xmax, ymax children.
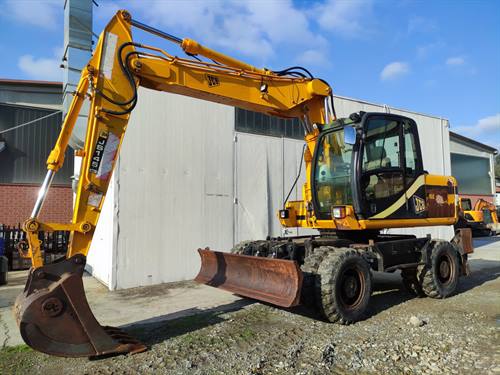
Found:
<box><xmin>1</xmin><ymin>245</ymin><xmax>499</xmax><ymax>375</ymax></box>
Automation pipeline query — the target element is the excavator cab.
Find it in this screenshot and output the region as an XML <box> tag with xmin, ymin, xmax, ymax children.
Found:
<box><xmin>311</xmin><ymin>112</ymin><xmax>426</xmax><ymax>221</ymax></box>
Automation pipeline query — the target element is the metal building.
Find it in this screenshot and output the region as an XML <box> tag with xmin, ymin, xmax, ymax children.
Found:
<box><xmin>449</xmin><ymin>131</ymin><xmax>497</xmax><ymax>206</ymax></box>
<box><xmin>0</xmin><ymin>79</ymin><xmax>73</xmax><ymax>225</ymax></box>
<box><xmin>85</xmin><ymin>89</ymin><xmax>454</xmax><ymax>290</ymax></box>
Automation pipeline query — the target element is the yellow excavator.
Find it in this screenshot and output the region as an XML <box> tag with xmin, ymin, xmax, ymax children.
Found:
<box><xmin>475</xmin><ymin>199</ymin><xmax>500</xmax><ymax>235</ymax></box>
<box><xmin>457</xmin><ymin>197</ymin><xmax>499</xmax><ymax>236</ymax></box>
<box><xmin>15</xmin><ymin>10</ymin><xmax>473</xmax><ymax>358</ymax></box>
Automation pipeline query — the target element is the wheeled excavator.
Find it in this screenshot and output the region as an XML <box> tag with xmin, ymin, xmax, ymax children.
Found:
<box><xmin>15</xmin><ymin>10</ymin><xmax>474</xmax><ymax>358</ymax></box>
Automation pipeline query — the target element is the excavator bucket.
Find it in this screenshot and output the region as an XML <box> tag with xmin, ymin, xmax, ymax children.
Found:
<box><xmin>195</xmin><ymin>248</ymin><xmax>303</xmax><ymax>307</ymax></box>
<box><xmin>14</xmin><ymin>254</ymin><xmax>146</xmax><ymax>358</ymax></box>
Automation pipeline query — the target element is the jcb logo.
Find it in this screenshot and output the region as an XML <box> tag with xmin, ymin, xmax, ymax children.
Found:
<box><xmin>413</xmin><ymin>196</ymin><xmax>426</xmax><ymax>214</ymax></box>
<box><xmin>206</xmin><ymin>74</ymin><xmax>220</xmax><ymax>87</ymax></box>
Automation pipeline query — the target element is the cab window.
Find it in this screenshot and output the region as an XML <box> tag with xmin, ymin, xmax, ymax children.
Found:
<box><xmin>403</xmin><ymin>120</ymin><xmax>418</xmax><ymax>175</ymax></box>
<box><xmin>363</xmin><ymin>119</ymin><xmax>400</xmax><ymax>171</ymax></box>
<box><xmin>313</xmin><ymin>129</ymin><xmax>353</xmax><ymax>217</ymax></box>
<box><xmin>361</xmin><ymin>118</ymin><xmax>404</xmax><ymax>204</ymax></box>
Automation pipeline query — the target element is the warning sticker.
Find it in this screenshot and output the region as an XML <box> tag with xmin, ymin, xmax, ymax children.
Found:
<box><xmin>89</xmin><ymin>131</ymin><xmax>119</xmax><ymax>180</ymax></box>
<box><xmin>88</xmin><ymin>192</ymin><xmax>103</xmax><ymax>207</ymax></box>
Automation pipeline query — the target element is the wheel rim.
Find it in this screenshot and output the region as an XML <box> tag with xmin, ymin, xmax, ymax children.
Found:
<box><xmin>437</xmin><ymin>254</ymin><xmax>455</xmax><ymax>285</ymax></box>
<box><xmin>338</xmin><ymin>266</ymin><xmax>365</xmax><ymax>310</ymax></box>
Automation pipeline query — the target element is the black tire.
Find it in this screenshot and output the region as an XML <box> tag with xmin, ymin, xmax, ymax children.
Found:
<box><xmin>300</xmin><ymin>246</ymin><xmax>331</xmax><ymax>306</ymax></box>
<box><xmin>417</xmin><ymin>241</ymin><xmax>460</xmax><ymax>298</ymax></box>
<box><xmin>401</xmin><ymin>268</ymin><xmax>425</xmax><ymax>297</ymax></box>
<box><xmin>315</xmin><ymin>249</ymin><xmax>372</xmax><ymax>324</ymax></box>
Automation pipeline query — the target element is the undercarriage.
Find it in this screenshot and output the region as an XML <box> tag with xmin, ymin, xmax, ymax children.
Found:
<box><xmin>215</xmin><ymin>228</ymin><xmax>473</xmax><ymax>324</ymax></box>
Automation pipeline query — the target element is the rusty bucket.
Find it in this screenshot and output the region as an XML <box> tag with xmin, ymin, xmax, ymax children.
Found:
<box><xmin>14</xmin><ymin>254</ymin><xmax>146</xmax><ymax>358</ymax></box>
<box><xmin>195</xmin><ymin>248</ymin><xmax>303</xmax><ymax>307</ymax></box>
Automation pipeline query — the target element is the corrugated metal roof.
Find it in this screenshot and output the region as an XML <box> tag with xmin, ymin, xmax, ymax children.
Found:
<box><xmin>450</xmin><ymin>131</ymin><xmax>498</xmax><ymax>154</ymax></box>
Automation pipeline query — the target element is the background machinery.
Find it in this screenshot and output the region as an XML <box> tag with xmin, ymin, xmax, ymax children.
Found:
<box><xmin>457</xmin><ymin>197</ymin><xmax>499</xmax><ymax>236</ymax></box>
<box><xmin>16</xmin><ymin>11</ymin><xmax>473</xmax><ymax>358</ymax></box>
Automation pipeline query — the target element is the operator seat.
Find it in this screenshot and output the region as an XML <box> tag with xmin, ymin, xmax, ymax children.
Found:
<box><xmin>364</xmin><ymin>146</ymin><xmax>392</xmax><ymax>199</ymax></box>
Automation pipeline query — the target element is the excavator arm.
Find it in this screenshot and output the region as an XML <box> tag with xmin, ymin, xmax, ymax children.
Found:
<box><xmin>15</xmin><ymin>10</ymin><xmax>332</xmax><ymax>358</ymax></box>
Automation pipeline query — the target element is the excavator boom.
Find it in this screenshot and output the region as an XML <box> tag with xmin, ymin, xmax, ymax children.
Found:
<box><xmin>15</xmin><ymin>10</ymin><xmax>331</xmax><ymax>357</ymax></box>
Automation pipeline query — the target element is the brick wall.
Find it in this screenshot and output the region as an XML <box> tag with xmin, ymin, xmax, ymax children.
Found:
<box><xmin>0</xmin><ymin>184</ymin><xmax>72</xmax><ymax>225</ymax></box>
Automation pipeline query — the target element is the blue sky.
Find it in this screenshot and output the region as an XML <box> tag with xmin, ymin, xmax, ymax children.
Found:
<box><xmin>0</xmin><ymin>0</ymin><xmax>499</xmax><ymax>149</ymax></box>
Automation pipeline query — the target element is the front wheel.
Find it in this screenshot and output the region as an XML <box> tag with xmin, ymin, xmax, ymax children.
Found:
<box><xmin>418</xmin><ymin>241</ymin><xmax>460</xmax><ymax>298</ymax></box>
<box><xmin>315</xmin><ymin>249</ymin><xmax>372</xmax><ymax>324</ymax></box>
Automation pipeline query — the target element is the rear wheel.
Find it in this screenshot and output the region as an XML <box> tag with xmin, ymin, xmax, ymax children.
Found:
<box><xmin>315</xmin><ymin>249</ymin><xmax>372</xmax><ymax>324</ymax></box>
<box><xmin>418</xmin><ymin>241</ymin><xmax>460</xmax><ymax>298</ymax></box>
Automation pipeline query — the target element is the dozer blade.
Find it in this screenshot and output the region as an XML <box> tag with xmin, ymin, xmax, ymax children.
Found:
<box><xmin>14</xmin><ymin>254</ymin><xmax>146</xmax><ymax>358</ymax></box>
<box><xmin>195</xmin><ymin>248</ymin><xmax>303</xmax><ymax>307</ymax></box>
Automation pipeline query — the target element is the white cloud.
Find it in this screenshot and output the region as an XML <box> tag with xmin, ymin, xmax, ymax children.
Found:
<box><xmin>408</xmin><ymin>16</ymin><xmax>437</xmax><ymax>34</ymax></box>
<box><xmin>313</xmin><ymin>0</ymin><xmax>374</xmax><ymax>38</ymax></box>
<box><xmin>2</xmin><ymin>0</ymin><xmax>60</xmax><ymax>30</ymax></box>
<box><xmin>112</xmin><ymin>0</ymin><xmax>327</xmax><ymax>64</ymax></box>
<box><xmin>455</xmin><ymin>114</ymin><xmax>500</xmax><ymax>134</ymax></box>
<box><xmin>91</xmin><ymin>0</ymin><xmax>376</xmax><ymax>70</ymax></box>
<box><xmin>446</xmin><ymin>56</ymin><xmax>465</xmax><ymax>66</ymax></box>
<box><xmin>296</xmin><ymin>49</ymin><xmax>330</xmax><ymax>67</ymax></box>
<box><xmin>454</xmin><ymin>114</ymin><xmax>500</xmax><ymax>150</ymax></box>
<box><xmin>416</xmin><ymin>41</ymin><xmax>445</xmax><ymax>59</ymax></box>
<box><xmin>18</xmin><ymin>48</ymin><xmax>62</xmax><ymax>82</ymax></box>
<box><xmin>475</xmin><ymin>114</ymin><xmax>500</xmax><ymax>131</ymax></box>
<box><xmin>380</xmin><ymin>62</ymin><xmax>410</xmax><ymax>81</ymax></box>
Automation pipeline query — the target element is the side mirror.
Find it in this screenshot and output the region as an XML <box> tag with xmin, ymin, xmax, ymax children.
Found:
<box><xmin>343</xmin><ymin>126</ymin><xmax>356</xmax><ymax>145</ymax></box>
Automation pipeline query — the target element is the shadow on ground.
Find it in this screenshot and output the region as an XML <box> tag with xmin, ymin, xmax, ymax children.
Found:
<box><xmin>120</xmin><ymin>299</ymin><xmax>253</xmax><ymax>347</ymax></box>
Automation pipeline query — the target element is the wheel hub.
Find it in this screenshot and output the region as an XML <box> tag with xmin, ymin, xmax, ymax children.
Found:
<box><xmin>437</xmin><ymin>254</ymin><xmax>455</xmax><ymax>285</ymax></box>
<box><xmin>339</xmin><ymin>268</ymin><xmax>364</xmax><ymax>309</ymax></box>
<box><xmin>343</xmin><ymin>275</ymin><xmax>358</xmax><ymax>299</ymax></box>
<box><xmin>439</xmin><ymin>260</ymin><xmax>450</xmax><ymax>279</ymax></box>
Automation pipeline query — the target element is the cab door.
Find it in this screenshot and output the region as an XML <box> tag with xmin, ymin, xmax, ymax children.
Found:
<box><xmin>359</xmin><ymin>114</ymin><xmax>423</xmax><ymax>219</ymax></box>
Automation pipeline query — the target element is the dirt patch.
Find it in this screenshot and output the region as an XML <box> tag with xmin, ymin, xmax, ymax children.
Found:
<box><xmin>115</xmin><ymin>280</ymin><xmax>200</xmax><ymax>299</ymax></box>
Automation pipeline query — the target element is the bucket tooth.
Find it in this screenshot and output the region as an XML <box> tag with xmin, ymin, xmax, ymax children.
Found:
<box><xmin>14</xmin><ymin>255</ymin><xmax>147</xmax><ymax>358</ymax></box>
<box><xmin>195</xmin><ymin>248</ymin><xmax>303</xmax><ymax>307</ymax></box>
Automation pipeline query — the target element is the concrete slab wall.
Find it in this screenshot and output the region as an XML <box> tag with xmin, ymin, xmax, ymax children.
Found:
<box><xmin>235</xmin><ymin>133</ymin><xmax>311</xmax><ymax>241</ymax></box>
<box><xmin>85</xmin><ymin>177</ymin><xmax>116</xmax><ymax>287</ymax></box>
<box><xmin>114</xmin><ymin>88</ymin><xmax>234</xmax><ymax>289</ymax></box>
